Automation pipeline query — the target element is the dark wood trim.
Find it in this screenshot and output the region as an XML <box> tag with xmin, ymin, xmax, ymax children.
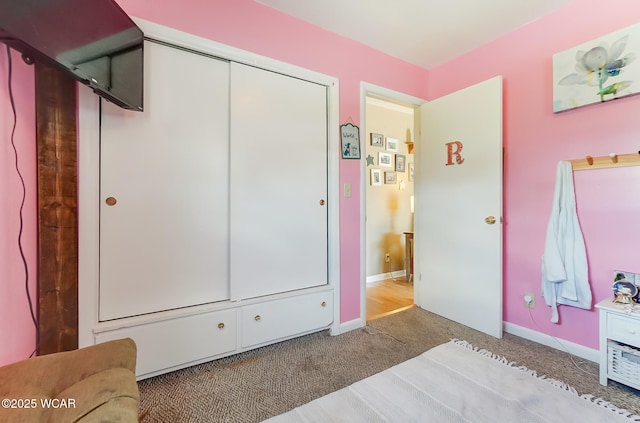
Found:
<box><xmin>35</xmin><ymin>63</ymin><xmax>78</xmax><ymax>355</ymax></box>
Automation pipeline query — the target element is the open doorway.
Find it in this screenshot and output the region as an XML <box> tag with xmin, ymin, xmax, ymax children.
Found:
<box><xmin>363</xmin><ymin>95</ymin><xmax>416</xmax><ymax>320</ymax></box>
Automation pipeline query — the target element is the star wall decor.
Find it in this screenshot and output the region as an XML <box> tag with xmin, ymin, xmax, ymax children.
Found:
<box><xmin>399</xmin><ymin>180</ymin><xmax>406</xmax><ymax>191</ymax></box>
<box><xmin>366</xmin><ymin>154</ymin><xmax>375</xmax><ymax>166</ymax></box>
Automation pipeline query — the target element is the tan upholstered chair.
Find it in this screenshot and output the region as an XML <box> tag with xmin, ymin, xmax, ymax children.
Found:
<box><xmin>0</xmin><ymin>338</ymin><xmax>139</xmax><ymax>422</ymax></box>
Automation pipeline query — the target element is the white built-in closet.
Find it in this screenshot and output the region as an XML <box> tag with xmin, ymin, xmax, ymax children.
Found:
<box><xmin>79</xmin><ymin>23</ymin><xmax>339</xmax><ymax>379</ymax></box>
<box><xmin>99</xmin><ymin>42</ymin><xmax>232</xmax><ymax>321</ymax></box>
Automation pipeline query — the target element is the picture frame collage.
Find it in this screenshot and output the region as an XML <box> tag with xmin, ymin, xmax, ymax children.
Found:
<box><xmin>368</xmin><ymin>132</ymin><xmax>413</xmax><ymax>186</ymax></box>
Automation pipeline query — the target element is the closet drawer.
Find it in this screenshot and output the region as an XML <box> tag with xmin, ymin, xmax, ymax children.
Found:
<box><xmin>241</xmin><ymin>291</ymin><xmax>333</xmax><ymax>348</ymax></box>
<box><xmin>95</xmin><ymin>309</ymin><xmax>237</xmax><ymax>377</ymax></box>
<box><xmin>608</xmin><ymin>313</ymin><xmax>640</xmax><ymax>348</ymax></box>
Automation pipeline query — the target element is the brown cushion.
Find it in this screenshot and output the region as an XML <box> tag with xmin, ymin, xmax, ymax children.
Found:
<box><xmin>0</xmin><ymin>338</ymin><xmax>139</xmax><ymax>423</ymax></box>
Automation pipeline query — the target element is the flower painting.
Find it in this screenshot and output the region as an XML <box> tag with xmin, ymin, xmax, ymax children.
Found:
<box><xmin>553</xmin><ymin>23</ymin><xmax>640</xmax><ymax>112</ymax></box>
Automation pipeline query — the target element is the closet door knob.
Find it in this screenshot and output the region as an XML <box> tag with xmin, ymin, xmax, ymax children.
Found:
<box><xmin>105</xmin><ymin>196</ymin><xmax>117</xmax><ymax>206</ymax></box>
<box><xmin>254</xmin><ymin>315</ymin><xmax>261</xmax><ymax>321</ymax></box>
<box><xmin>319</xmin><ymin>199</ymin><xmax>325</xmax><ymax>206</ymax></box>
<box><xmin>218</xmin><ymin>322</ymin><xmax>225</xmax><ymax>329</ymax></box>
<box><xmin>484</xmin><ymin>216</ymin><xmax>496</xmax><ymax>225</ymax></box>
<box><xmin>321</xmin><ymin>301</ymin><xmax>327</xmax><ymax>307</ymax></box>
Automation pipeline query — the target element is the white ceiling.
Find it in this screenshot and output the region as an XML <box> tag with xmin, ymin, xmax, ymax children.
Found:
<box><xmin>256</xmin><ymin>0</ymin><xmax>574</xmax><ymax>69</ymax></box>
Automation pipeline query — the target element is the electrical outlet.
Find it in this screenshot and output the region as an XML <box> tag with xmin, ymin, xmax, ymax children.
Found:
<box><xmin>385</xmin><ymin>253</ymin><xmax>390</xmax><ymax>263</ymax></box>
<box><xmin>524</xmin><ymin>293</ymin><xmax>535</xmax><ymax>309</ymax></box>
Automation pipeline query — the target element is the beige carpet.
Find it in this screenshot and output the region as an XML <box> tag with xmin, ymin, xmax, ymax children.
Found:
<box><xmin>138</xmin><ymin>307</ymin><xmax>640</xmax><ymax>422</ymax></box>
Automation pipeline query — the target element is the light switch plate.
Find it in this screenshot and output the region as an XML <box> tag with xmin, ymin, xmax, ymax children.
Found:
<box><xmin>344</xmin><ymin>183</ymin><xmax>352</xmax><ymax>198</ymax></box>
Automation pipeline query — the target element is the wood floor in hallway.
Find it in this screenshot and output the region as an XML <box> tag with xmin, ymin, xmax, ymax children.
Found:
<box><xmin>366</xmin><ymin>278</ymin><xmax>414</xmax><ymax>321</ymax></box>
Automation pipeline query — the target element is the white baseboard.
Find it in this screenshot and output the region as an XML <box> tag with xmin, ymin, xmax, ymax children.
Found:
<box><xmin>504</xmin><ymin>322</ymin><xmax>599</xmax><ymax>363</ymax></box>
<box><xmin>366</xmin><ymin>271</ymin><xmax>407</xmax><ymax>284</ymax></box>
<box><xmin>335</xmin><ymin>314</ymin><xmax>599</xmax><ymax>364</ymax></box>
<box><xmin>337</xmin><ymin>317</ymin><xmax>366</xmax><ymax>335</ymax></box>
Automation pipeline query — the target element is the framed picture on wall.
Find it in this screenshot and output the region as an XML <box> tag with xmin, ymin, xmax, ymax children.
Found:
<box><xmin>408</xmin><ymin>162</ymin><xmax>414</xmax><ymax>181</ymax></box>
<box><xmin>395</xmin><ymin>154</ymin><xmax>406</xmax><ymax>172</ymax></box>
<box><xmin>385</xmin><ymin>171</ymin><xmax>397</xmax><ymax>184</ymax></box>
<box><xmin>340</xmin><ymin>123</ymin><xmax>361</xmax><ymax>159</ymax></box>
<box><xmin>370</xmin><ymin>133</ymin><xmax>384</xmax><ymax>146</ymax></box>
<box><xmin>370</xmin><ymin>168</ymin><xmax>382</xmax><ymax>186</ymax></box>
<box><xmin>379</xmin><ymin>152</ymin><xmax>393</xmax><ymax>168</ymax></box>
<box><xmin>386</xmin><ymin>137</ymin><xmax>399</xmax><ymax>152</ymax></box>
<box><xmin>553</xmin><ymin>23</ymin><xmax>640</xmax><ymax>112</ymax></box>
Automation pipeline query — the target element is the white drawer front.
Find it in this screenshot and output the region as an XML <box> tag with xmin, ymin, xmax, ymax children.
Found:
<box><xmin>608</xmin><ymin>313</ymin><xmax>640</xmax><ymax>348</ymax></box>
<box><xmin>95</xmin><ymin>309</ymin><xmax>237</xmax><ymax>377</ymax></box>
<box><xmin>241</xmin><ymin>291</ymin><xmax>333</xmax><ymax>348</ymax></box>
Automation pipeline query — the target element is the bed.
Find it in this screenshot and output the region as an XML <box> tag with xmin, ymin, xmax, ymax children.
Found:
<box><xmin>265</xmin><ymin>339</ymin><xmax>638</xmax><ymax>422</ymax></box>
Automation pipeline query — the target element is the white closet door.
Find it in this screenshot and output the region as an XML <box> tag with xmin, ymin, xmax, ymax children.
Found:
<box><xmin>230</xmin><ymin>63</ymin><xmax>328</xmax><ymax>300</ymax></box>
<box><xmin>99</xmin><ymin>41</ymin><xmax>230</xmax><ymax>321</ymax></box>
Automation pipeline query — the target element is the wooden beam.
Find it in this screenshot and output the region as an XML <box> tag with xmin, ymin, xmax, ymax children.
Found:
<box><xmin>35</xmin><ymin>63</ymin><xmax>78</xmax><ymax>355</ymax></box>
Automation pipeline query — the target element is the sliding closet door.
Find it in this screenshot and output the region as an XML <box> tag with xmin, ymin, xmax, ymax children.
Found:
<box><xmin>230</xmin><ymin>63</ymin><xmax>328</xmax><ymax>300</ymax></box>
<box><xmin>99</xmin><ymin>41</ymin><xmax>230</xmax><ymax>321</ymax></box>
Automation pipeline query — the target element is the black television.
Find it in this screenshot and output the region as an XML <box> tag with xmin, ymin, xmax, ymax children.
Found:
<box><xmin>0</xmin><ymin>0</ymin><xmax>144</xmax><ymax>111</ymax></box>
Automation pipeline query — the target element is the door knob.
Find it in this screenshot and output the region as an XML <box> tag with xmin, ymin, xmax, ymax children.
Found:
<box><xmin>319</xmin><ymin>199</ymin><xmax>325</xmax><ymax>206</ymax></box>
<box><xmin>484</xmin><ymin>216</ymin><xmax>496</xmax><ymax>225</ymax></box>
<box><xmin>105</xmin><ymin>197</ymin><xmax>117</xmax><ymax>206</ymax></box>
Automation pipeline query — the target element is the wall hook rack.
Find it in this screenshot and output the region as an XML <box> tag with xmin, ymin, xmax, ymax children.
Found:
<box><xmin>569</xmin><ymin>151</ymin><xmax>640</xmax><ymax>171</ymax></box>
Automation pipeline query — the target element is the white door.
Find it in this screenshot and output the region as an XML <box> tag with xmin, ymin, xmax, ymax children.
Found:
<box><xmin>229</xmin><ymin>63</ymin><xmax>328</xmax><ymax>300</ymax></box>
<box><xmin>99</xmin><ymin>41</ymin><xmax>231</xmax><ymax>321</ymax></box>
<box><xmin>415</xmin><ymin>76</ymin><xmax>503</xmax><ymax>338</ymax></box>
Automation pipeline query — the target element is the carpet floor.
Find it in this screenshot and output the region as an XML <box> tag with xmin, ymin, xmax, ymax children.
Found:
<box><xmin>138</xmin><ymin>306</ymin><xmax>640</xmax><ymax>422</ymax></box>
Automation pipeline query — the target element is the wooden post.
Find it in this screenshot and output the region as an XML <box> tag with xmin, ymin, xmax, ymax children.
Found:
<box><xmin>35</xmin><ymin>63</ymin><xmax>78</xmax><ymax>355</ymax></box>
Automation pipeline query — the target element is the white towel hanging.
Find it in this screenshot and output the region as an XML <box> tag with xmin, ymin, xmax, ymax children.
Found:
<box><xmin>541</xmin><ymin>161</ymin><xmax>592</xmax><ymax>323</ymax></box>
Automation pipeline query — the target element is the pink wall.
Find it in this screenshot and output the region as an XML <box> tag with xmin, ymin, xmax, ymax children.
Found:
<box><xmin>0</xmin><ymin>51</ymin><xmax>37</xmax><ymax>365</ymax></box>
<box><xmin>429</xmin><ymin>0</ymin><xmax>640</xmax><ymax>349</ymax></box>
<box><xmin>3</xmin><ymin>0</ymin><xmax>638</xmax><ymax>364</ymax></box>
<box><xmin>0</xmin><ymin>0</ymin><xmax>429</xmax><ymax>365</ymax></box>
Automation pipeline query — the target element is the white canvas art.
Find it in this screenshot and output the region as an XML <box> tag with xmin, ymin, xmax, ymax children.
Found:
<box><xmin>553</xmin><ymin>23</ymin><xmax>640</xmax><ymax>112</ymax></box>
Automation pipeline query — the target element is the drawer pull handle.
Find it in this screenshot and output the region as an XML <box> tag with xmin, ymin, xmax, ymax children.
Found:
<box><xmin>218</xmin><ymin>322</ymin><xmax>225</xmax><ymax>329</ymax></box>
<box><xmin>255</xmin><ymin>315</ymin><xmax>261</xmax><ymax>321</ymax></box>
<box><xmin>321</xmin><ymin>301</ymin><xmax>327</xmax><ymax>307</ymax></box>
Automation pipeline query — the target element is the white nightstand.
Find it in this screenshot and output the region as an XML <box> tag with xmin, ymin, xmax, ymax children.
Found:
<box><xmin>596</xmin><ymin>298</ymin><xmax>640</xmax><ymax>390</ymax></box>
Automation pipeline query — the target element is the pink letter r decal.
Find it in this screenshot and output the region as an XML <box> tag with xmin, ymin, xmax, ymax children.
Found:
<box><xmin>445</xmin><ymin>141</ymin><xmax>464</xmax><ymax>166</ymax></box>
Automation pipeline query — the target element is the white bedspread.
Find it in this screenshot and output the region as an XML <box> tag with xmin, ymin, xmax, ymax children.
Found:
<box><xmin>265</xmin><ymin>340</ymin><xmax>637</xmax><ymax>422</ymax></box>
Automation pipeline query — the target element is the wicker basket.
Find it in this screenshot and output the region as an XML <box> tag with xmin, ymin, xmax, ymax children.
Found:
<box><xmin>608</xmin><ymin>340</ymin><xmax>640</xmax><ymax>389</ymax></box>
